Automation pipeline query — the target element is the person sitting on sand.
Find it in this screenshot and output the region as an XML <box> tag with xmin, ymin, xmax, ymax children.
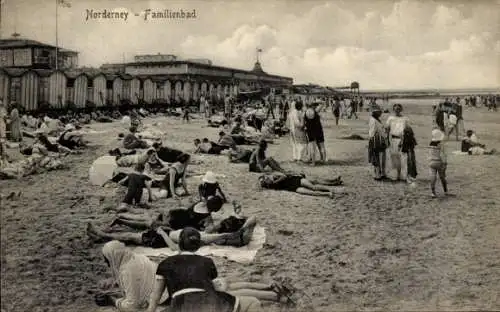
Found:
<box><xmin>159</xmin><ymin>153</ymin><xmax>190</xmax><ymax>200</ymax></box>
<box><xmin>249</xmin><ymin>140</ymin><xmax>287</xmax><ymax>173</ymax></box>
<box><xmin>461</xmin><ymin>130</ymin><xmax>496</xmax><ymax>155</ymax></box>
<box><xmin>123</xmin><ymin>126</ymin><xmax>149</xmax><ymax>150</ymax></box>
<box><xmin>147</xmin><ymin>227</ymin><xmax>263</xmax><ymax>312</ymax></box>
<box><xmin>258</xmin><ymin>172</ymin><xmax>344</xmax><ymax>198</ymax></box>
<box><xmin>217</xmin><ymin>131</ymin><xmax>237</xmax><ymax>149</ymax></box>
<box><xmin>117</xmin><ymin>163</ymin><xmax>154</xmax><ymax>209</ymax></box>
<box><xmin>95</xmin><ymin>241</ymin><xmax>295</xmax><ymax>310</ymax></box>
<box><xmin>198</xmin><ymin>171</ymin><xmax>227</xmax><ymax>203</ymax></box>
<box><xmin>94</xmin><ymin>240</ymin><xmax>161</xmax><ymax>311</ymax></box>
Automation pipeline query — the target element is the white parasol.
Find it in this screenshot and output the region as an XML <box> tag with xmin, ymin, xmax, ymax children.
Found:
<box><xmin>89</xmin><ymin>155</ymin><xmax>118</xmax><ymax>186</ymax></box>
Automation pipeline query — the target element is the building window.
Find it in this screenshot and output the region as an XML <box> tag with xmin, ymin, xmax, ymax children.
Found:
<box><xmin>87</xmin><ymin>79</ymin><xmax>93</xmax><ymax>88</ymax></box>
<box><xmin>139</xmin><ymin>80</ymin><xmax>144</xmax><ymax>89</ymax></box>
<box><xmin>66</xmin><ymin>78</ymin><xmax>75</xmax><ymax>88</ymax></box>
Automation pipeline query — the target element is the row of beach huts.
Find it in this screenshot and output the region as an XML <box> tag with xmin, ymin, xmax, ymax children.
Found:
<box><xmin>0</xmin><ymin>68</ymin><xmax>240</xmax><ymax>112</ymax></box>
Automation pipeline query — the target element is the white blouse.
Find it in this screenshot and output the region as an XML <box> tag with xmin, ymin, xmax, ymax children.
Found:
<box><xmin>385</xmin><ymin>115</ymin><xmax>409</xmax><ymax>136</ymax></box>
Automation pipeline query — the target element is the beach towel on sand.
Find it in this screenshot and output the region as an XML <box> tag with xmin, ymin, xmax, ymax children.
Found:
<box><xmin>131</xmin><ymin>226</ymin><xmax>266</xmax><ymax>264</ymax></box>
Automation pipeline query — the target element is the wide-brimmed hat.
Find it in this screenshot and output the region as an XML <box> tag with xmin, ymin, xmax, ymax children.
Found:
<box><xmin>372</xmin><ymin>105</ymin><xmax>382</xmax><ymax>112</ymax></box>
<box><xmin>431</xmin><ymin>129</ymin><xmax>445</xmax><ymax>142</ymax></box>
<box><xmin>202</xmin><ymin>171</ymin><xmax>217</xmax><ymax>184</ymax></box>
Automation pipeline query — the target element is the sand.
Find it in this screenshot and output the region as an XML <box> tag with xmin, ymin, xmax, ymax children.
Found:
<box><xmin>1</xmin><ymin>103</ymin><xmax>499</xmax><ymax>312</ymax></box>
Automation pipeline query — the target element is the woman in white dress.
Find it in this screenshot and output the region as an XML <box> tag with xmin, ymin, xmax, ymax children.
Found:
<box><xmin>288</xmin><ymin>100</ymin><xmax>308</xmax><ymax>161</ymax></box>
<box><xmin>385</xmin><ymin>104</ymin><xmax>410</xmax><ymax>181</ymax></box>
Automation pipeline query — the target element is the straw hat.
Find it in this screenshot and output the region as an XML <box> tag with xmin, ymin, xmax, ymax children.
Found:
<box><xmin>431</xmin><ymin>129</ymin><xmax>445</xmax><ymax>142</ymax></box>
<box><xmin>202</xmin><ymin>171</ymin><xmax>217</xmax><ymax>184</ymax></box>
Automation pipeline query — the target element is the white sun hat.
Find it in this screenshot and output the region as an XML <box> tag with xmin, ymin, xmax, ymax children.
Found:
<box><xmin>431</xmin><ymin>129</ymin><xmax>445</xmax><ymax>142</ymax></box>
<box><xmin>202</xmin><ymin>171</ymin><xmax>217</xmax><ymax>184</ymax></box>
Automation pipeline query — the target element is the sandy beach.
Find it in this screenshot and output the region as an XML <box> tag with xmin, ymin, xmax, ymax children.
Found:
<box><xmin>1</xmin><ymin>102</ymin><xmax>499</xmax><ymax>312</ymax></box>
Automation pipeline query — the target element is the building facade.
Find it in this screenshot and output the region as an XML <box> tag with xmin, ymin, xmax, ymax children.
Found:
<box><xmin>0</xmin><ymin>39</ymin><xmax>78</xmax><ymax>70</ymax></box>
<box><xmin>101</xmin><ymin>54</ymin><xmax>293</xmax><ymax>101</ymax></box>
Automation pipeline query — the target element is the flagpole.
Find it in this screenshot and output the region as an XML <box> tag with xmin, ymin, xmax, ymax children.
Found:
<box><xmin>0</xmin><ymin>0</ymin><xmax>3</xmax><ymax>39</ymax></box>
<box><xmin>55</xmin><ymin>0</ymin><xmax>59</xmax><ymax>70</ymax></box>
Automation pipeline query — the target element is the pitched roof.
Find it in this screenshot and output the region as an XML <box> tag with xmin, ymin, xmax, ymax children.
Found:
<box><xmin>0</xmin><ymin>38</ymin><xmax>77</xmax><ymax>53</ymax></box>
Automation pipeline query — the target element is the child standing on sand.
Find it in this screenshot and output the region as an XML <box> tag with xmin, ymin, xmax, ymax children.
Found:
<box><xmin>429</xmin><ymin>129</ymin><xmax>448</xmax><ymax>198</ymax></box>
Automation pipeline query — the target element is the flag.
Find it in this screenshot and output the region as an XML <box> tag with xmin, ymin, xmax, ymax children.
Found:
<box><xmin>58</xmin><ymin>0</ymin><xmax>71</xmax><ymax>8</ymax></box>
<box><xmin>257</xmin><ymin>48</ymin><xmax>262</xmax><ymax>52</ymax></box>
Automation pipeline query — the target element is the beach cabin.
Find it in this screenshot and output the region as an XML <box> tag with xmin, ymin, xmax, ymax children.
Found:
<box><xmin>201</xmin><ymin>82</ymin><xmax>208</xmax><ymax>98</ymax></box>
<box><xmin>143</xmin><ymin>78</ymin><xmax>155</xmax><ymax>104</ymax></box>
<box><xmin>49</xmin><ymin>70</ymin><xmax>67</xmax><ymax>109</ymax></box>
<box><xmin>192</xmin><ymin>82</ymin><xmax>199</xmax><ymax>101</ymax></box>
<box><xmin>3</xmin><ymin>69</ymin><xmax>24</xmax><ymax>110</ymax></box>
<box><xmin>20</xmin><ymin>70</ymin><xmax>39</xmax><ymax>112</ymax></box>
<box><xmin>155</xmin><ymin>79</ymin><xmax>165</xmax><ymax>101</ymax></box>
<box><xmin>73</xmin><ymin>73</ymin><xmax>89</xmax><ymax>109</ymax></box>
<box><xmin>209</xmin><ymin>84</ymin><xmax>215</xmax><ymax>100</ymax></box>
<box><xmin>183</xmin><ymin>81</ymin><xmax>192</xmax><ymax>102</ymax></box>
<box><xmin>216</xmin><ymin>84</ymin><xmax>223</xmax><ymax>99</ymax></box>
<box><xmin>121</xmin><ymin>74</ymin><xmax>132</xmax><ymax>102</ymax></box>
<box><xmin>112</xmin><ymin>76</ymin><xmax>123</xmax><ymax>106</ymax></box>
<box><xmin>34</xmin><ymin>70</ymin><xmax>51</xmax><ymax>107</ymax></box>
<box><xmin>92</xmin><ymin>73</ymin><xmax>107</xmax><ymax>108</ymax></box>
<box><xmin>0</xmin><ymin>69</ymin><xmax>10</xmax><ymax>105</ymax></box>
<box><xmin>130</xmin><ymin>77</ymin><xmax>140</xmax><ymax>104</ymax></box>
<box><xmin>164</xmin><ymin>80</ymin><xmax>172</xmax><ymax>103</ymax></box>
<box><xmin>174</xmin><ymin>81</ymin><xmax>182</xmax><ymax>103</ymax></box>
<box><xmin>223</xmin><ymin>85</ymin><xmax>229</xmax><ymax>97</ymax></box>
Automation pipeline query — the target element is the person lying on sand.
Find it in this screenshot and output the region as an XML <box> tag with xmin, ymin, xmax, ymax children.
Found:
<box><xmin>20</xmin><ymin>131</ymin><xmax>74</xmax><ymax>155</ymax></box>
<box><xmin>194</xmin><ymin>138</ymin><xmax>225</xmax><ymax>155</ymax></box>
<box><xmin>115</xmin><ymin>148</ymin><xmax>156</xmax><ymax>168</ymax></box>
<box><xmin>147</xmin><ymin>227</ymin><xmax>263</xmax><ymax>312</ymax></box>
<box><xmin>461</xmin><ymin>130</ymin><xmax>496</xmax><ymax>155</ymax></box>
<box><xmin>249</xmin><ymin>140</ymin><xmax>287</xmax><ymax>173</ymax></box>
<box><xmin>0</xmin><ymin>142</ymin><xmax>67</xmax><ymax>179</ymax></box>
<box><xmin>152</xmin><ymin>142</ymin><xmax>185</xmax><ymax>163</ymax></box>
<box><xmin>94</xmin><ymin>241</ymin><xmax>295</xmax><ymax>311</ymax></box>
<box><xmin>87</xmin><ymin>208</ymin><xmax>257</xmax><ymax>248</ymax></box>
<box><xmin>123</xmin><ymin>126</ymin><xmax>149</xmax><ymax>150</ymax></box>
<box><xmin>57</xmin><ymin>124</ymin><xmax>87</xmax><ymax>150</ymax></box>
<box><xmin>258</xmin><ymin>172</ymin><xmax>344</xmax><ymax>198</ymax></box>
<box><xmin>228</xmin><ymin>145</ymin><xmax>253</xmax><ymax>163</ymax></box>
<box><xmin>110</xmin><ymin>196</ymin><xmax>242</xmax><ymax>234</ymax></box>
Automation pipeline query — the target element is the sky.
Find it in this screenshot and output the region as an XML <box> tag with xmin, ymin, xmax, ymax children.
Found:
<box><xmin>2</xmin><ymin>0</ymin><xmax>500</xmax><ymax>90</ymax></box>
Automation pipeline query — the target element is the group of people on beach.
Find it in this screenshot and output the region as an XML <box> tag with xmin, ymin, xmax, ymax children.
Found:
<box><xmin>2</xmin><ymin>89</ymin><xmax>499</xmax><ymax>311</ymax></box>
<box><xmin>369</xmin><ymin>96</ymin><xmax>497</xmax><ymax>198</ymax></box>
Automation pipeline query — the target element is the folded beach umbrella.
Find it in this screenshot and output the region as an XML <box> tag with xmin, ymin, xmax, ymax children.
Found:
<box><xmin>89</xmin><ymin>155</ymin><xmax>118</xmax><ymax>186</ymax></box>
